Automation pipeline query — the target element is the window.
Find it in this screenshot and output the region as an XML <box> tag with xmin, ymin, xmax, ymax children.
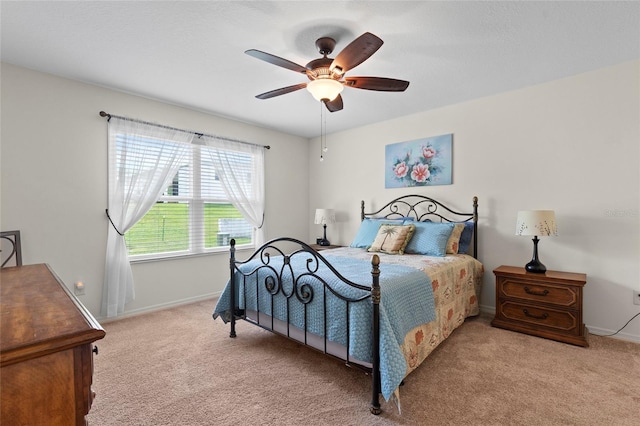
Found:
<box><xmin>104</xmin><ymin>115</ymin><xmax>265</xmax><ymax>317</ymax></box>
<box><xmin>118</xmin><ymin>135</ymin><xmax>257</xmax><ymax>260</ymax></box>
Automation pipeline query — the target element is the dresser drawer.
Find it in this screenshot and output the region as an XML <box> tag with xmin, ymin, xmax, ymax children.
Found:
<box><xmin>498</xmin><ymin>301</ymin><xmax>581</xmax><ymax>335</ymax></box>
<box><xmin>498</xmin><ymin>277</ymin><xmax>578</xmax><ymax>308</ymax></box>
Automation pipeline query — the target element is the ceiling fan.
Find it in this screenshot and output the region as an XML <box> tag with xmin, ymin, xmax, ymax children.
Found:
<box><xmin>245</xmin><ymin>32</ymin><xmax>410</xmax><ymax>112</ymax></box>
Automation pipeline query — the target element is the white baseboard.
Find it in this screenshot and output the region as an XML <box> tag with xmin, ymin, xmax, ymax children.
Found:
<box><xmin>479</xmin><ymin>304</ymin><xmax>495</xmax><ymax>316</ymax></box>
<box><xmin>98</xmin><ymin>291</ymin><xmax>221</xmax><ymax>324</ymax></box>
<box><xmin>98</xmin><ymin>296</ymin><xmax>640</xmax><ymax>343</ymax></box>
<box><xmin>586</xmin><ymin>325</ymin><xmax>640</xmax><ymax>344</ymax></box>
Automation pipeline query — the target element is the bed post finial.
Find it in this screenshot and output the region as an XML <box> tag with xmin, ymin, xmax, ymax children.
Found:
<box><xmin>371</xmin><ymin>254</ymin><xmax>380</xmax><ymax>303</ymax></box>
<box><xmin>361</xmin><ymin>200</ymin><xmax>365</xmax><ymax>222</ymax></box>
<box><xmin>472</xmin><ymin>196</ymin><xmax>478</xmax><ymax>222</ymax></box>
<box><xmin>370</xmin><ymin>253</ymin><xmax>381</xmax><ymax>415</ymax></box>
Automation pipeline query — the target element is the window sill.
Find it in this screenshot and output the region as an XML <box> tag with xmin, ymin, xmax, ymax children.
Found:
<box><xmin>129</xmin><ymin>245</ymin><xmax>255</xmax><ymax>264</ymax></box>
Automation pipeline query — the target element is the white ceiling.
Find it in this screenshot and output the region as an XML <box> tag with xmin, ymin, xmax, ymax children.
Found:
<box><xmin>2</xmin><ymin>1</ymin><xmax>639</xmax><ymax>139</ymax></box>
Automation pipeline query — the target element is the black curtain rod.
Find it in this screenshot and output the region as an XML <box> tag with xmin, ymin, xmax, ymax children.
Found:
<box><xmin>99</xmin><ymin>111</ymin><xmax>270</xmax><ymax>150</ymax></box>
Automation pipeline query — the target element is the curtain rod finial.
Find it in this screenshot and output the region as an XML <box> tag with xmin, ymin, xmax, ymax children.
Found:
<box><xmin>99</xmin><ymin>111</ymin><xmax>111</xmax><ymax>120</ymax></box>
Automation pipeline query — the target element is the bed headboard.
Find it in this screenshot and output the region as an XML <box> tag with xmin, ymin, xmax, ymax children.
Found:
<box><xmin>360</xmin><ymin>195</ymin><xmax>478</xmax><ymax>258</ymax></box>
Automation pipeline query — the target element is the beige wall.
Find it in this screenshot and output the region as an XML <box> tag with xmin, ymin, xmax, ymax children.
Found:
<box><xmin>308</xmin><ymin>60</ymin><xmax>640</xmax><ymax>342</ymax></box>
<box><xmin>1</xmin><ymin>63</ymin><xmax>309</xmax><ymax>320</ymax></box>
<box><xmin>2</xmin><ymin>60</ymin><xmax>638</xmax><ymax>342</ymax></box>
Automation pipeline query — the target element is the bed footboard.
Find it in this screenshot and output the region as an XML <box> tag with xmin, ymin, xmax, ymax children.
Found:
<box><xmin>225</xmin><ymin>237</ymin><xmax>382</xmax><ymax>414</ymax></box>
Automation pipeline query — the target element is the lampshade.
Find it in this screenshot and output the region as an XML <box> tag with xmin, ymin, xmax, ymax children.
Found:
<box><xmin>515</xmin><ymin>210</ymin><xmax>558</xmax><ymax>237</ymax></box>
<box><xmin>314</xmin><ymin>209</ymin><xmax>336</xmax><ymax>225</ymax></box>
<box><xmin>306</xmin><ymin>79</ymin><xmax>343</xmax><ymax>102</ymax></box>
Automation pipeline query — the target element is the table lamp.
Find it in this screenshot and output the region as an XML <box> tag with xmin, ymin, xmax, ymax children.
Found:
<box><xmin>515</xmin><ymin>210</ymin><xmax>557</xmax><ymax>273</ymax></box>
<box><xmin>314</xmin><ymin>209</ymin><xmax>336</xmax><ymax>246</ymax></box>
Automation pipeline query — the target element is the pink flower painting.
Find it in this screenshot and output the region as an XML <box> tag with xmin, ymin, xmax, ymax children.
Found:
<box><xmin>411</xmin><ymin>163</ymin><xmax>430</xmax><ymax>182</ymax></box>
<box><xmin>422</xmin><ymin>146</ymin><xmax>436</xmax><ymax>159</ymax></box>
<box><xmin>393</xmin><ymin>161</ymin><xmax>409</xmax><ymax>179</ymax></box>
<box><xmin>385</xmin><ymin>134</ymin><xmax>452</xmax><ymax>188</ymax></box>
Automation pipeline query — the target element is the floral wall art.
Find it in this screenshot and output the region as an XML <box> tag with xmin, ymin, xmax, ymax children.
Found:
<box><xmin>385</xmin><ymin>134</ymin><xmax>453</xmax><ymax>188</ymax></box>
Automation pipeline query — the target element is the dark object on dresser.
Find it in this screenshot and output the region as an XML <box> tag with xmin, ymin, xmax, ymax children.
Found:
<box><xmin>1</xmin><ymin>263</ymin><xmax>105</xmax><ymax>425</ymax></box>
<box><xmin>492</xmin><ymin>265</ymin><xmax>588</xmax><ymax>347</ymax></box>
<box><xmin>0</xmin><ymin>230</ymin><xmax>22</xmax><ymax>267</ymax></box>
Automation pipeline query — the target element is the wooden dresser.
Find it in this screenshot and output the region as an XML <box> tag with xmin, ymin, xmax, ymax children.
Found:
<box><xmin>1</xmin><ymin>263</ymin><xmax>106</xmax><ymax>425</ymax></box>
<box><xmin>492</xmin><ymin>265</ymin><xmax>588</xmax><ymax>347</ymax></box>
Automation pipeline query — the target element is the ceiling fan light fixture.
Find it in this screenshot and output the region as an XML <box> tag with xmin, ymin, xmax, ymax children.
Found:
<box><xmin>306</xmin><ymin>78</ymin><xmax>343</xmax><ymax>102</ymax></box>
<box><xmin>246</xmin><ymin>32</ymin><xmax>408</xmax><ymax>112</ymax></box>
<box><xmin>330</xmin><ymin>65</ymin><xmax>344</xmax><ymax>76</ymax></box>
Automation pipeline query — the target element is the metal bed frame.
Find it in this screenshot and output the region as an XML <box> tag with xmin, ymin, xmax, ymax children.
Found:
<box><xmin>222</xmin><ymin>195</ymin><xmax>478</xmax><ymax>414</ymax></box>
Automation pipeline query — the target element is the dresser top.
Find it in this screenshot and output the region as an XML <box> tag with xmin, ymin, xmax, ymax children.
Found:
<box><xmin>1</xmin><ymin>263</ymin><xmax>105</xmax><ymax>366</ymax></box>
<box><xmin>494</xmin><ymin>265</ymin><xmax>586</xmax><ymax>284</ymax></box>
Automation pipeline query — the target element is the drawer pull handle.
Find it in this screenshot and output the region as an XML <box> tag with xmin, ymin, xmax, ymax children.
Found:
<box><xmin>523</xmin><ymin>309</ymin><xmax>548</xmax><ymax>320</ymax></box>
<box><xmin>524</xmin><ymin>286</ymin><xmax>549</xmax><ymax>296</ymax></box>
<box><xmin>93</xmin><ymin>346</ymin><xmax>99</xmax><ymax>355</ymax></box>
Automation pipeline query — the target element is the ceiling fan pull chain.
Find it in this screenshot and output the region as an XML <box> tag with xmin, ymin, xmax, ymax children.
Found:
<box><xmin>323</xmin><ymin>105</ymin><xmax>328</xmax><ymax>154</ymax></box>
<box><xmin>319</xmin><ymin>101</ymin><xmax>324</xmax><ymax>162</ymax></box>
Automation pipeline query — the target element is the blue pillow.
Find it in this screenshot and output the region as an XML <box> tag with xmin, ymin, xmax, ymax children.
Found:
<box><xmin>404</xmin><ymin>222</ymin><xmax>455</xmax><ymax>256</ymax></box>
<box><xmin>350</xmin><ymin>218</ymin><xmax>404</xmax><ymax>248</ymax></box>
<box><xmin>457</xmin><ymin>221</ymin><xmax>475</xmax><ymax>254</ymax></box>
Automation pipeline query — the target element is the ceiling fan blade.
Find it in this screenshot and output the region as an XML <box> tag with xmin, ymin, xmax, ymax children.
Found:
<box><xmin>323</xmin><ymin>95</ymin><xmax>343</xmax><ymax>112</ymax></box>
<box><xmin>344</xmin><ymin>76</ymin><xmax>409</xmax><ymax>92</ymax></box>
<box><xmin>245</xmin><ymin>49</ymin><xmax>308</xmax><ymax>74</ymax></box>
<box><xmin>330</xmin><ymin>32</ymin><xmax>383</xmax><ymax>74</ymax></box>
<box><xmin>255</xmin><ymin>83</ymin><xmax>308</xmax><ymax>99</ymax></box>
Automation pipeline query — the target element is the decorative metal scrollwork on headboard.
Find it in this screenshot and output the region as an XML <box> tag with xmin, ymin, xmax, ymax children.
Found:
<box><xmin>361</xmin><ymin>195</ymin><xmax>479</xmax><ymax>259</ymax></box>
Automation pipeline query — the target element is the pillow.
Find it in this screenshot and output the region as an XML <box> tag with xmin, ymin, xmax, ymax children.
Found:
<box><xmin>367</xmin><ymin>224</ymin><xmax>415</xmax><ymax>255</ymax></box>
<box><xmin>446</xmin><ymin>223</ymin><xmax>465</xmax><ymax>254</ymax></box>
<box><xmin>404</xmin><ymin>222</ymin><xmax>455</xmax><ymax>256</ymax></box>
<box><xmin>349</xmin><ymin>218</ymin><xmax>404</xmax><ymax>248</ymax></box>
<box><xmin>457</xmin><ymin>221</ymin><xmax>475</xmax><ymax>254</ymax></box>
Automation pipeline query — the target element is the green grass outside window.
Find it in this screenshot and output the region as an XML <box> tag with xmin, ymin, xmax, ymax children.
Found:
<box><xmin>125</xmin><ymin>203</ymin><xmax>250</xmax><ymax>256</ymax></box>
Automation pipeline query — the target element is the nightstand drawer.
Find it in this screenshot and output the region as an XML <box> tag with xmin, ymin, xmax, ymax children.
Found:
<box><xmin>498</xmin><ymin>301</ymin><xmax>581</xmax><ymax>335</ymax></box>
<box><xmin>499</xmin><ymin>278</ymin><xmax>578</xmax><ymax>308</ymax></box>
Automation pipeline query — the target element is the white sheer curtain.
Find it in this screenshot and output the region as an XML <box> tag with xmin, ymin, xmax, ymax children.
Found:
<box><xmin>203</xmin><ymin>137</ymin><xmax>266</xmax><ymax>246</ymax></box>
<box><xmin>103</xmin><ymin>117</ymin><xmax>192</xmax><ymax>317</ymax></box>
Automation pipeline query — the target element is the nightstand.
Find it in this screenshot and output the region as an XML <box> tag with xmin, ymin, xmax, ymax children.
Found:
<box><xmin>309</xmin><ymin>244</ymin><xmax>342</xmax><ymax>251</ymax></box>
<box><xmin>492</xmin><ymin>265</ymin><xmax>588</xmax><ymax>347</ymax></box>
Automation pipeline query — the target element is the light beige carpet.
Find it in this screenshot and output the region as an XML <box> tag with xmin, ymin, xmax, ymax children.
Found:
<box><xmin>87</xmin><ymin>299</ymin><xmax>640</xmax><ymax>425</ymax></box>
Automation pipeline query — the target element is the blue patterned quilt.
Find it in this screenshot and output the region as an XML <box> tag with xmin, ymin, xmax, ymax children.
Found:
<box><xmin>213</xmin><ymin>251</ymin><xmax>435</xmax><ymax>400</ymax></box>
